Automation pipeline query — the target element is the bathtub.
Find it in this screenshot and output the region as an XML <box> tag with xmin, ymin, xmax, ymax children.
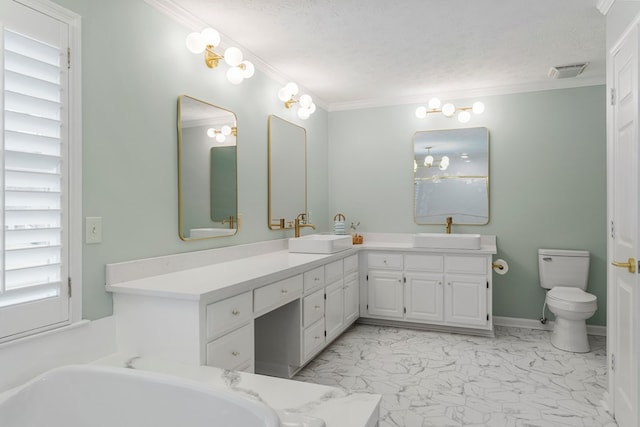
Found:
<box><xmin>0</xmin><ymin>364</ymin><xmax>281</xmax><ymax>427</ymax></box>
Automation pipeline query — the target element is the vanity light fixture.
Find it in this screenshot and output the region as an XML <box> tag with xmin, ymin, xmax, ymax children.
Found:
<box><xmin>415</xmin><ymin>98</ymin><xmax>485</xmax><ymax>123</ymax></box>
<box><xmin>207</xmin><ymin>125</ymin><xmax>237</xmax><ymax>143</ymax></box>
<box><xmin>185</xmin><ymin>28</ymin><xmax>255</xmax><ymax>85</ymax></box>
<box><xmin>277</xmin><ymin>82</ymin><xmax>316</xmax><ymax>120</ymax></box>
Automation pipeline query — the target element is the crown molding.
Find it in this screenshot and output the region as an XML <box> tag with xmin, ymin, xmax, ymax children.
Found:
<box><xmin>596</xmin><ymin>0</ymin><xmax>615</xmax><ymax>15</ymax></box>
<box><xmin>327</xmin><ymin>76</ymin><xmax>605</xmax><ymax>112</ymax></box>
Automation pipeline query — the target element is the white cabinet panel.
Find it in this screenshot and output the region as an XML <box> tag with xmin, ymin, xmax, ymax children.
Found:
<box><xmin>445</xmin><ymin>274</ymin><xmax>487</xmax><ymax>326</ymax></box>
<box><xmin>367</xmin><ymin>270</ymin><xmax>404</xmax><ymax>318</ymax></box>
<box><xmin>343</xmin><ymin>253</ymin><xmax>358</xmax><ymax>274</ymax></box>
<box><xmin>206</xmin><ymin>323</ymin><xmax>253</xmax><ymax>371</ymax></box>
<box><xmin>303</xmin><ymin>266</ymin><xmax>325</xmax><ymax>293</ymax></box>
<box><xmin>325</xmin><ymin>259</ymin><xmax>343</xmax><ymax>285</ymax></box>
<box><xmin>367</xmin><ymin>253</ymin><xmax>403</xmax><ymax>270</ymax></box>
<box><xmin>303</xmin><ymin>288</ymin><xmax>325</xmax><ymax>327</ymax></box>
<box><xmin>302</xmin><ymin>318</ymin><xmax>325</xmax><ymax>361</ymax></box>
<box><xmin>405</xmin><ymin>272</ymin><xmax>443</xmax><ymax>323</ymax></box>
<box><xmin>206</xmin><ymin>291</ymin><xmax>252</xmax><ymax>339</ymax></box>
<box><xmin>344</xmin><ymin>272</ymin><xmax>359</xmax><ymax>325</ymax></box>
<box><xmin>405</xmin><ymin>254</ymin><xmax>443</xmax><ymax>272</ymax></box>
<box><xmin>254</xmin><ymin>274</ymin><xmax>303</xmax><ymax>315</ymax></box>
<box><xmin>325</xmin><ymin>280</ymin><xmax>344</xmax><ymax>340</ymax></box>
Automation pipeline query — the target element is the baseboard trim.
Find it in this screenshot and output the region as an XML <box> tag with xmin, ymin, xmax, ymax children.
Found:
<box><xmin>493</xmin><ymin>316</ymin><xmax>607</xmax><ymax>337</ymax></box>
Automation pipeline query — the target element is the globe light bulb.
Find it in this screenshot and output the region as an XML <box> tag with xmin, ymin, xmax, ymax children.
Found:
<box><xmin>200</xmin><ymin>28</ymin><xmax>220</xmax><ymax>47</ymax></box>
<box><xmin>428</xmin><ymin>98</ymin><xmax>441</xmax><ymax>110</ymax></box>
<box><xmin>241</xmin><ymin>61</ymin><xmax>255</xmax><ymax>78</ymax></box>
<box><xmin>415</xmin><ymin>106</ymin><xmax>427</xmax><ymax>118</ymax></box>
<box><xmin>224</xmin><ymin>47</ymin><xmax>243</xmax><ymax>67</ymax></box>
<box><xmin>221</xmin><ymin>125</ymin><xmax>232</xmax><ymax>136</ymax></box>
<box><xmin>278</xmin><ymin>87</ymin><xmax>292</xmax><ymax>102</ymax></box>
<box><xmin>185</xmin><ymin>32</ymin><xmax>205</xmax><ymax>54</ymax></box>
<box><xmin>216</xmin><ymin>133</ymin><xmax>226</xmax><ymax>143</ymax></box>
<box><xmin>284</xmin><ymin>82</ymin><xmax>299</xmax><ymax>96</ymax></box>
<box><xmin>458</xmin><ymin>110</ymin><xmax>471</xmax><ymax>123</ymax></box>
<box><xmin>442</xmin><ymin>103</ymin><xmax>455</xmax><ymax>117</ymax></box>
<box><xmin>424</xmin><ymin>155</ymin><xmax>434</xmax><ymax>167</ymax></box>
<box><xmin>472</xmin><ymin>101</ymin><xmax>485</xmax><ymax>114</ymax></box>
<box><xmin>299</xmin><ymin>94</ymin><xmax>313</xmax><ymax>108</ymax></box>
<box><xmin>226</xmin><ymin>66</ymin><xmax>244</xmax><ymax>84</ymax></box>
<box><xmin>206</xmin><ymin>128</ymin><xmax>216</xmax><ymax>138</ymax></box>
<box><xmin>308</xmin><ymin>103</ymin><xmax>316</xmax><ymax>114</ymax></box>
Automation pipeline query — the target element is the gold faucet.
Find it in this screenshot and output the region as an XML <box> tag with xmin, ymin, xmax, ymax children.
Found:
<box><xmin>445</xmin><ymin>216</ymin><xmax>453</xmax><ymax>234</ymax></box>
<box><xmin>222</xmin><ymin>215</ymin><xmax>235</xmax><ymax>229</ymax></box>
<box><xmin>294</xmin><ymin>213</ymin><xmax>316</xmax><ymax>238</ymax></box>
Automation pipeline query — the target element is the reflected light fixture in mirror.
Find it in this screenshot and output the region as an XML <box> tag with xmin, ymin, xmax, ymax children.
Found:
<box><xmin>416</xmin><ymin>98</ymin><xmax>485</xmax><ymax>123</ymax></box>
<box><xmin>185</xmin><ymin>28</ymin><xmax>255</xmax><ymax>85</ymax></box>
<box><xmin>278</xmin><ymin>82</ymin><xmax>316</xmax><ymax>120</ymax></box>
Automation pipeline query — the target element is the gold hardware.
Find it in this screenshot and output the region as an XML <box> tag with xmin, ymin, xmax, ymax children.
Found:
<box><xmin>270</xmin><ymin>218</ymin><xmax>285</xmax><ymax>229</ymax></box>
<box><xmin>222</xmin><ymin>215</ymin><xmax>235</xmax><ymax>229</ymax></box>
<box><xmin>281</xmin><ymin>289</ymin><xmax>288</xmax><ymax>294</ymax></box>
<box><xmin>333</xmin><ymin>213</ymin><xmax>346</xmax><ymax>221</ymax></box>
<box><xmin>294</xmin><ymin>213</ymin><xmax>316</xmax><ymax>237</ymax></box>
<box><xmin>231</xmin><ymin>309</ymin><xmax>239</xmax><ymax>315</ymax></box>
<box><xmin>204</xmin><ymin>45</ymin><xmax>223</xmax><ymax>68</ymax></box>
<box><xmin>612</xmin><ymin>257</ymin><xmax>637</xmax><ymax>273</ymax></box>
<box><xmin>445</xmin><ymin>216</ymin><xmax>453</xmax><ymax>234</ymax></box>
<box><xmin>492</xmin><ymin>263</ymin><xmax>505</xmax><ymax>271</ymax></box>
<box><xmin>231</xmin><ymin>351</ymin><xmax>240</xmax><ymax>357</ymax></box>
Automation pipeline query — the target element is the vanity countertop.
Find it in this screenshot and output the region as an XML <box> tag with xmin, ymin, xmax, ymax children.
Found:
<box><xmin>93</xmin><ymin>354</ymin><xmax>380</xmax><ymax>427</ymax></box>
<box><xmin>106</xmin><ymin>248</ymin><xmax>357</xmax><ymax>302</ymax></box>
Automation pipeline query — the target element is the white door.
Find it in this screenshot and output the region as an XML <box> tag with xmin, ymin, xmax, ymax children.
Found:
<box><xmin>367</xmin><ymin>270</ymin><xmax>404</xmax><ymax>318</ymax></box>
<box><xmin>343</xmin><ymin>272</ymin><xmax>359</xmax><ymax>324</ymax></box>
<box><xmin>609</xmin><ymin>23</ymin><xmax>640</xmax><ymax>427</ymax></box>
<box><xmin>405</xmin><ymin>272</ymin><xmax>443</xmax><ymax>323</ymax></box>
<box><xmin>444</xmin><ymin>274</ymin><xmax>487</xmax><ymax>327</ymax></box>
<box><xmin>325</xmin><ymin>280</ymin><xmax>344</xmax><ymax>340</ymax></box>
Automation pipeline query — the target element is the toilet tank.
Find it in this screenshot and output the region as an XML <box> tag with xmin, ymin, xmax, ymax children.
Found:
<box><xmin>538</xmin><ymin>249</ymin><xmax>590</xmax><ymax>290</ymax></box>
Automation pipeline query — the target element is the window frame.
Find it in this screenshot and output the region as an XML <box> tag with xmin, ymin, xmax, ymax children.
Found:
<box><xmin>0</xmin><ymin>0</ymin><xmax>82</xmax><ymax>342</ymax></box>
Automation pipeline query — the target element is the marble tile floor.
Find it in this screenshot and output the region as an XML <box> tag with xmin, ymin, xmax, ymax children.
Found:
<box><xmin>294</xmin><ymin>324</ymin><xmax>617</xmax><ymax>427</ymax></box>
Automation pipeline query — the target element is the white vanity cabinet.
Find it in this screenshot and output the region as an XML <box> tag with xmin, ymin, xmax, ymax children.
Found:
<box><xmin>363</xmin><ymin>250</ymin><xmax>493</xmax><ymax>335</ymax></box>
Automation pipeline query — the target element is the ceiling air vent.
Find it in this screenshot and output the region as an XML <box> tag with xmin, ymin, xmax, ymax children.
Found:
<box><xmin>548</xmin><ymin>63</ymin><xmax>588</xmax><ymax>79</ymax></box>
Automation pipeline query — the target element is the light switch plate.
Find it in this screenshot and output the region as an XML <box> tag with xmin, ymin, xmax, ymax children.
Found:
<box><xmin>86</xmin><ymin>217</ymin><xmax>102</xmax><ymax>244</ymax></box>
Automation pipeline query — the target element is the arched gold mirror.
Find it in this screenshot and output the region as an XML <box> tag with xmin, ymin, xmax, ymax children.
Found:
<box><xmin>178</xmin><ymin>95</ymin><xmax>238</xmax><ymax>240</ymax></box>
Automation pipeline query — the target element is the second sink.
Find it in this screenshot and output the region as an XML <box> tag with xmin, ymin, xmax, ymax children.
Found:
<box><xmin>289</xmin><ymin>234</ymin><xmax>353</xmax><ymax>254</ymax></box>
<box><xmin>412</xmin><ymin>233</ymin><xmax>481</xmax><ymax>250</ymax></box>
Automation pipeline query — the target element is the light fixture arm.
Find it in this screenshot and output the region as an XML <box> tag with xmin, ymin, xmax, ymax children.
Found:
<box><xmin>204</xmin><ymin>45</ymin><xmax>223</xmax><ymax>68</ymax></box>
<box><xmin>284</xmin><ymin>97</ymin><xmax>298</xmax><ymax>109</ymax></box>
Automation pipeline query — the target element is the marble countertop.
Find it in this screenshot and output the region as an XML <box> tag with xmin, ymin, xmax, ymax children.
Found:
<box><xmin>93</xmin><ymin>354</ymin><xmax>381</xmax><ymax>427</ymax></box>
<box><xmin>105</xmin><ymin>233</ymin><xmax>496</xmax><ymax>302</ymax></box>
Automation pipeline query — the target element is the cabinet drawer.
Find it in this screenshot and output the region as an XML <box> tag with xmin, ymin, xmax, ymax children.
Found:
<box><xmin>206</xmin><ymin>292</ymin><xmax>252</xmax><ymax>339</ymax></box>
<box><xmin>404</xmin><ymin>254</ymin><xmax>444</xmax><ymax>272</ymax></box>
<box><xmin>325</xmin><ymin>259</ymin><xmax>343</xmax><ymax>285</ymax></box>
<box><xmin>254</xmin><ymin>274</ymin><xmax>303</xmax><ymax>314</ymax></box>
<box><xmin>206</xmin><ymin>323</ymin><xmax>253</xmax><ymax>370</ymax></box>
<box><xmin>446</xmin><ymin>256</ymin><xmax>488</xmax><ymax>275</ymax></box>
<box><xmin>367</xmin><ymin>253</ymin><xmax>403</xmax><ymax>270</ymax></box>
<box><xmin>344</xmin><ymin>271</ymin><xmax>358</xmax><ymax>285</ymax></box>
<box><xmin>303</xmin><ymin>288</ymin><xmax>325</xmax><ymax>327</ymax></box>
<box><xmin>344</xmin><ymin>254</ymin><xmax>358</xmax><ymax>274</ymax></box>
<box><xmin>303</xmin><ymin>319</ymin><xmax>325</xmax><ymax>361</ymax></box>
<box><xmin>303</xmin><ymin>266</ymin><xmax>325</xmax><ymax>292</ymax></box>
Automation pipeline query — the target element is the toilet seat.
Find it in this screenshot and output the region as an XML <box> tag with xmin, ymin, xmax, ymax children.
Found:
<box><xmin>547</xmin><ymin>286</ymin><xmax>597</xmax><ymax>313</ymax></box>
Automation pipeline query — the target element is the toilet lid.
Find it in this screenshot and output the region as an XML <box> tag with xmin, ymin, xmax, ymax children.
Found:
<box><xmin>548</xmin><ymin>287</ymin><xmax>597</xmax><ymax>303</ymax></box>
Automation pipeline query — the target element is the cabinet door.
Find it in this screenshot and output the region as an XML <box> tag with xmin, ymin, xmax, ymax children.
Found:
<box><xmin>343</xmin><ymin>272</ymin><xmax>359</xmax><ymax>325</ymax></box>
<box><xmin>444</xmin><ymin>274</ymin><xmax>487</xmax><ymax>327</ymax></box>
<box><xmin>405</xmin><ymin>272</ymin><xmax>444</xmax><ymax>323</ymax></box>
<box><xmin>367</xmin><ymin>270</ymin><xmax>404</xmax><ymax>318</ymax></box>
<box><xmin>325</xmin><ymin>280</ymin><xmax>344</xmax><ymax>340</ymax></box>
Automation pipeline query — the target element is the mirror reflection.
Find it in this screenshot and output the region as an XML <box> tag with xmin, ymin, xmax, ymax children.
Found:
<box><xmin>413</xmin><ymin>127</ymin><xmax>489</xmax><ymax>225</ymax></box>
<box><xmin>178</xmin><ymin>95</ymin><xmax>238</xmax><ymax>240</ymax></box>
<box><xmin>268</xmin><ymin>115</ymin><xmax>306</xmax><ymax>229</ymax></box>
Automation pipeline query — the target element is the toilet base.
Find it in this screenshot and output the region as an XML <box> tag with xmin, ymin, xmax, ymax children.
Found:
<box><xmin>551</xmin><ymin>317</ymin><xmax>590</xmax><ymax>353</ymax></box>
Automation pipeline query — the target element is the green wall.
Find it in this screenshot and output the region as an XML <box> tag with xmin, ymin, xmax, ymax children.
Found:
<box><xmin>52</xmin><ymin>0</ymin><xmax>606</xmax><ymax>326</ymax></box>
<box><xmin>328</xmin><ymin>86</ymin><xmax>607</xmax><ymax>325</ymax></box>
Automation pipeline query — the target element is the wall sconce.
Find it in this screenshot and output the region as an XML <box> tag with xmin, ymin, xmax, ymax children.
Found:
<box><xmin>207</xmin><ymin>125</ymin><xmax>237</xmax><ymax>143</ymax></box>
<box><xmin>415</xmin><ymin>98</ymin><xmax>485</xmax><ymax>123</ymax></box>
<box><xmin>277</xmin><ymin>82</ymin><xmax>316</xmax><ymax>120</ymax></box>
<box><xmin>185</xmin><ymin>28</ymin><xmax>255</xmax><ymax>85</ymax></box>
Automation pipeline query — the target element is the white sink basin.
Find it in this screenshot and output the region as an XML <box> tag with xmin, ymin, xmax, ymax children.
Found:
<box><xmin>190</xmin><ymin>228</ymin><xmax>236</xmax><ymax>238</ymax></box>
<box><xmin>289</xmin><ymin>234</ymin><xmax>353</xmax><ymax>254</ymax></box>
<box><xmin>412</xmin><ymin>233</ymin><xmax>481</xmax><ymax>250</ymax></box>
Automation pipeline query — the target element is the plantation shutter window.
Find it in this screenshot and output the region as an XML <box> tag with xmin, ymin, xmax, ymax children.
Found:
<box><xmin>0</xmin><ymin>0</ymin><xmax>75</xmax><ymax>341</ymax></box>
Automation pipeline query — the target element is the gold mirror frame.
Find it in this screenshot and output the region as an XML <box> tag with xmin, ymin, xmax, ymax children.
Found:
<box><xmin>178</xmin><ymin>95</ymin><xmax>238</xmax><ymax>240</ymax></box>
<box><xmin>267</xmin><ymin>115</ymin><xmax>307</xmax><ymax>229</ymax></box>
<box><xmin>413</xmin><ymin>127</ymin><xmax>490</xmax><ymax>225</ymax></box>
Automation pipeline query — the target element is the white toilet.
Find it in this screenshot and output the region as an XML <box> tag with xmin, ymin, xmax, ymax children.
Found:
<box><xmin>538</xmin><ymin>248</ymin><xmax>597</xmax><ymax>353</ymax></box>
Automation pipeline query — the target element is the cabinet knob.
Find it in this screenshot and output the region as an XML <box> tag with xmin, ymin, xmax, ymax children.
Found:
<box><xmin>314</xmin><ymin>336</ymin><xmax>321</xmax><ymax>340</ymax></box>
<box><xmin>314</xmin><ymin>305</ymin><xmax>321</xmax><ymax>310</ymax></box>
<box><xmin>231</xmin><ymin>309</ymin><xmax>240</xmax><ymax>316</ymax></box>
<box><xmin>231</xmin><ymin>351</ymin><xmax>240</xmax><ymax>357</ymax></box>
<box><xmin>281</xmin><ymin>289</ymin><xmax>288</xmax><ymax>294</ymax></box>
<box><xmin>314</xmin><ymin>277</ymin><xmax>320</xmax><ymax>281</ymax></box>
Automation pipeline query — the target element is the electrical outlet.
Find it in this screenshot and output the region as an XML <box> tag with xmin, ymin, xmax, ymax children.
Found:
<box><xmin>86</xmin><ymin>217</ymin><xmax>102</xmax><ymax>244</ymax></box>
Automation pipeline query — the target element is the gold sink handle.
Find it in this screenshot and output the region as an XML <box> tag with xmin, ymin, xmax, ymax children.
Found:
<box><xmin>612</xmin><ymin>257</ymin><xmax>637</xmax><ymax>274</ymax></box>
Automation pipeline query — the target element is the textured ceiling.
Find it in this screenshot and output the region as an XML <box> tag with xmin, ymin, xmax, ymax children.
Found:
<box><xmin>167</xmin><ymin>0</ymin><xmax>606</xmax><ymax>110</ymax></box>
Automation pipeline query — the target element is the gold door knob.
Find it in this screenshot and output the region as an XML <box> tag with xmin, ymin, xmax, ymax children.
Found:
<box><xmin>612</xmin><ymin>257</ymin><xmax>637</xmax><ymax>273</ymax></box>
